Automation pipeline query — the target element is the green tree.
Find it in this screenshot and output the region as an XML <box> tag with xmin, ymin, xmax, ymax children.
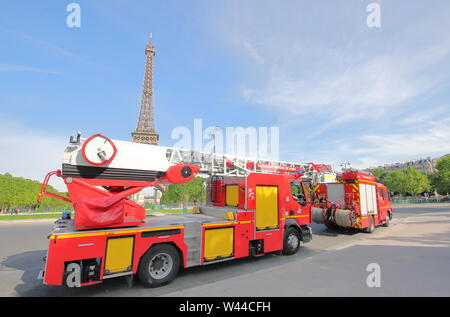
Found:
<box><xmin>383</xmin><ymin>168</ymin><xmax>431</xmax><ymax>196</ymax></box>
<box><xmin>403</xmin><ymin>167</ymin><xmax>431</xmax><ymax>195</ymax></box>
<box><xmin>383</xmin><ymin>170</ymin><xmax>406</xmax><ymax>194</ymax></box>
<box><xmin>430</xmin><ymin>156</ymin><xmax>450</xmax><ymax>195</ymax></box>
<box><xmin>160</xmin><ymin>177</ymin><xmax>205</xmax><ymax>207</ymax></box>
<box><xmin>144</xmin><ymin>201</ymin><xmax>152</xmax><ymax>209</ymax></box>
<box><xmin>0</xmin><ymin>173</ymin><xmax>71</xmax><ymax>212</ymax></box>
<box><xmin>371</xmin><ymin>169</ymin><xmax>389</xmax><ymax>183</ymax></box>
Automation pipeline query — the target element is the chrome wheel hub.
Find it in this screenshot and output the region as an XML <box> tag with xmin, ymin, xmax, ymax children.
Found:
<box><xmin>287</xmin><ymin>233</ymin><xmax>299</xmax><ymax>250</ymax></box>
<box><xmin>149</xmin><ymin>253</ymin><xmax>173</xmax><ymax>279</ymax></box>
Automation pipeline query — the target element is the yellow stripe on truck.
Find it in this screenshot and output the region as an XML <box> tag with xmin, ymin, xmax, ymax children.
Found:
<box><xmin>138</xmin><ymin>226</ymin><xmax>183</xmax><ymax>232</ymax></box>
<box><xmin>282</xmin><ymin>215</ymin><xmax>310</xmax><ymax>220</ymax></box>
<box><xmin>50</xmin><ymin>232</ymin><xmax>106</xmax><ymax>240</ymax></box>
<box><xmin>50</xmin><ymin>226</ymin><xmax>184</xmax><ymax>240</ymax></box>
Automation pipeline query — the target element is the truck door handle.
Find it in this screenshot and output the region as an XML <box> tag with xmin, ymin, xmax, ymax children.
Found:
<box><xmin>77</xmin><ymin>243</ymin><xmax>94</xmax><ymax>247</ymax></box>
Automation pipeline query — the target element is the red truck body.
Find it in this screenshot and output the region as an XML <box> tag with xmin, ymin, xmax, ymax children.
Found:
<box><xmin>313</xmin><ymin>172</ymin><xmax>393</xmax><ymax>232</ymax></box>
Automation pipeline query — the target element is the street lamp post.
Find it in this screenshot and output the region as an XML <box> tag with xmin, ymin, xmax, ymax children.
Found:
<box><xmin>208</xmin><ymin>126</ymin><xmax>221</xmax><ymax>155</ymax></box>
<box><xmin>208</xmin><ymin>127</ymin><xmax>221</xmax><ymax>176</ymax></box>
<box><xmin>340</xmin><ymin>162</ymin><xmax>351</xmax><ymax>171</ymax></box>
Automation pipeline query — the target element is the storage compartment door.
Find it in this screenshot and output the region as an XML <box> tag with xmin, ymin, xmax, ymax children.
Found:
<box><xmin>326</xmin><ymin>183</ymin><xmax>345</xmax><ymax>205</ymax></box>
<box><xmin>367</xmin><ymin>184</ymin><xmax>378</xmax><ymax>215</ymax></box>
<box><xmin>105</xmin><ymin>236</ymin><xmax>134</xmax><ymax>274</ymax></box>
<box><xmin>255</xmin><ymin>186</ymin><xmax>279</xmax><ymax>230</ymax></box>
<box><xmin>204</xmin><ymin>227</ymin><xmax>234</xmax><ymax>261</ymax></box>
<box><xmin>359</xmin><ymin>184</ymin><xmax>368</xmax><ymax>216</ymax></box>
<box><xmin>226</xmin><ymin>185</ymin><xmax>239</xmax><ymax>206</ymax></box>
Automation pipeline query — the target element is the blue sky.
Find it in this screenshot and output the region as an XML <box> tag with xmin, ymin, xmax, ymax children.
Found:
<box><xmin>1</xmin><ymin>0</ymin><xmax>450</xmax><ymax>186</ymax></box>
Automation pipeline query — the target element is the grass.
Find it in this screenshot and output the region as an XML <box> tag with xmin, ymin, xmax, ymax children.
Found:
<box><xmin>146</xmin><ymin>208</ymin><xmax>193</xmax><ymax>215</ymax></box>
<box><xmin>0</xmin><ymin>208</ymin><xmax>193</xmax><ymax>221</ymax></box>
<box><xmin>0</xmin><ymin>213</ymin><xmax>71</xmax><ymax>221</ymax></box>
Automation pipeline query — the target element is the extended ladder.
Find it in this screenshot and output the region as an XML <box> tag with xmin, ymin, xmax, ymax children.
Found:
<box><xmin>164</xmin><ymin>147</ymin><xmax>336</xmax><ymax>183</ymax></box>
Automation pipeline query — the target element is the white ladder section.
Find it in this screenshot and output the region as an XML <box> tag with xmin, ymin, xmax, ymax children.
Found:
<box><xmin>164</xmin><ymin>147</ymin><xmax>335</xmax><ymax>182</ymax></box>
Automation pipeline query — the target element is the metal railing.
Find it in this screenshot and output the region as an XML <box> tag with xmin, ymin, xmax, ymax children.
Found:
<box><xmin>391</xmin><ymin>198</ymin><xmax>449</xmax><ymax>204</ymax></box>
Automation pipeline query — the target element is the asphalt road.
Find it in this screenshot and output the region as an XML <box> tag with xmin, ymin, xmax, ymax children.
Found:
<box><xmin>1</xmin><ymin>204</ymin><xmax>449</xmax><ymax>297</ymax></box>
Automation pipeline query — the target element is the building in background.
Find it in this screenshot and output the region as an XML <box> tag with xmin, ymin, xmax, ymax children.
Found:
<box><xmin>132</xmin><ymin>187</ymin><xmax>161</xmax><ymax>207</ymax></box>
<box><xmin>365</xmin><ymin>154</ymin><xmax>450</xmax><ymax>174</ymax></box>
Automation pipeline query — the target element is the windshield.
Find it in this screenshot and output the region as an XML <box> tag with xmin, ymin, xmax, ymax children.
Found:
<box><xmin>290</xmin><ymin>181</ymin><xmax>306</xmax><ymax>204</ymax></box>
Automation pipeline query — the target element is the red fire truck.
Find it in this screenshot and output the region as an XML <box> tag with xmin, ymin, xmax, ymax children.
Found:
<box><xmin>312</xmin><ymin>171</ymin><xmax>393</xmax><ymax>233</ymax></box>
<box><xmin>37</xmin><ymin>133</ymin><xmax>315</xmax><ymax>288</ymax></box>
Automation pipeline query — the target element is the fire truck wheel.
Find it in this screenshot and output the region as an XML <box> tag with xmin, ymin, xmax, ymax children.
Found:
<box><xmin>282</xmin><ymin>227</ymin><xmax>301</xmax><ymax>255</ymax></box>
<box><xmin>138</xmin><ymin>244</ymin><xmax>180</xmax><ymax>288</ymax></box>
<box><xmin>364</xmin><ymin>216</ymin><xmax>375</xmax><ymax>233</ymax></box>
<box><xmin>383</xmin><ymin>213</ymin><xmax>391</xmax><ymax>227</ymax></box>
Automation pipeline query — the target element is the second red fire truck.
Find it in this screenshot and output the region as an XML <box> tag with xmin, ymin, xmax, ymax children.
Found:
<box><xmin>312</xmin><ymin>171</ymin><xmax>393</xmax><ymax>233</ymax></box>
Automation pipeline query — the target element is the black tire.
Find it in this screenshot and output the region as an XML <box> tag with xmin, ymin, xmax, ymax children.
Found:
<box><xmin>364</xmin><ymin>216</ymin><xmax>375</xmax><ymax>233</ymax></box>
<box><xmin>138</xmin><ymin>244</ymin><xmax>180</xmax><ymax>288</ymax></box>
<box><xmin>282</xmin><ymin>227</ymin><xmax>301</xmax><ymax>255</ymax></box>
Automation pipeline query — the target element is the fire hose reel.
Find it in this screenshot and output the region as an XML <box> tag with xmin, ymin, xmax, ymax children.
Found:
<box><xmin>81</xmin><ymin>134</ymin><xmax>118</xmax><ymax>166</ymax></box>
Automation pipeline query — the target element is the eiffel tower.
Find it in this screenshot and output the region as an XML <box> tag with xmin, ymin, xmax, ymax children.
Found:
<box><xmin>132</xmin><ymin>33</ymin><xmax>159</xmax><ymax>145</ymax></box>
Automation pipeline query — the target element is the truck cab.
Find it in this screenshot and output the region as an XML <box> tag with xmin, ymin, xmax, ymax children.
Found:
<box><xmin>202</xmin><ymin>172</ymin><xmax>313</xmax><ymax>256</ymax></box>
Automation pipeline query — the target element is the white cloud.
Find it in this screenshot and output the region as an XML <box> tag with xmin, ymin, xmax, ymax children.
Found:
<box><xmin>0</xmin><ymin>115</ymin><xmax>67</xmax><ymax>191</ymax></box>
<box><xmin>355</xmin><ymin>117</ymin><xmax>450</xmax><ymax>159</ymax></box>
<box><xmin>0</xmin><ymin>63</ymin><xmax>62</xmax><ymax>74</ymax></box>
<box><xmin>244</xmin><ymin>54</ymin><xmax>443</xmax><ymax>120</ymax></box>
<box><xmin>206</xmin><ymin>1</ymin><xmax>450</xmax><ymax>168</ymax></box>
<box><xmin>0</xmin><ymin>25</ymin><xmax>108</xmax><ymax>71</ymax></box>
<box><xmin>277</xmin><ymin>115</ymin><xmax>450</xmax><ymax>171</ymax></box>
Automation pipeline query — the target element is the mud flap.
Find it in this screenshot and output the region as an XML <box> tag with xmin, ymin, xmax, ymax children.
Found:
<box><xmin>300</xmin><ymin>225</ymin><xmax>312</xmax><ymax>243</ymax></box>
